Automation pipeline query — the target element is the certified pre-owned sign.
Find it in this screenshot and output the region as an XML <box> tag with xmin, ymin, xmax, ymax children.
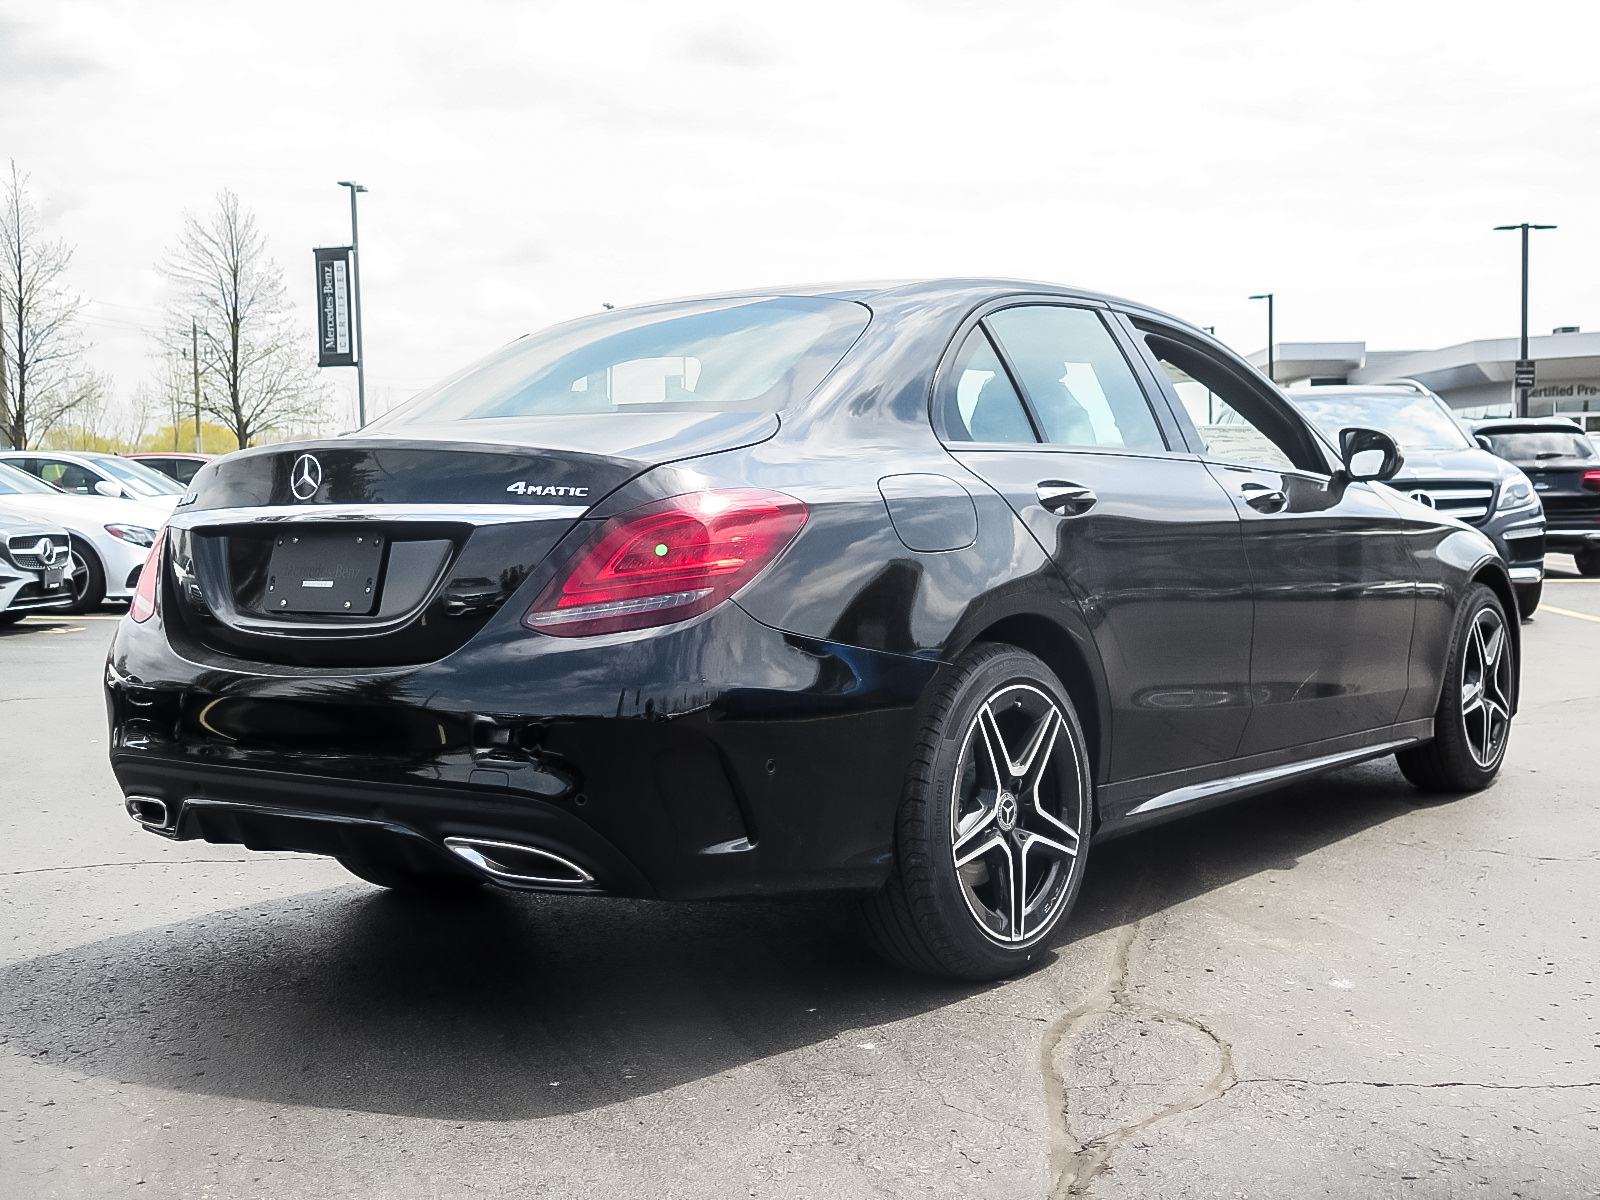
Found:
<box><xmin>314</xmin><ymin>247</ymin><xmax>356</xmax><ymax>368</ymax></box>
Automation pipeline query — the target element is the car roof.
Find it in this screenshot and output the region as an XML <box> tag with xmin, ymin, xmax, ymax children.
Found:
<box><xmin>605</xmin><ymin>277</ymin><xmax>1209</xmax><ymax>335</ymax></box>
<box><xmin>1471</xmin><ymin>417</ymin><xmax>1585</xmax><ymax>432</ymax></box>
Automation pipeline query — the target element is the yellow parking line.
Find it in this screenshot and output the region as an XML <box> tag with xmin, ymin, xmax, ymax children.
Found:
<box><xmin>1541</xmin><ymin>604</ymin><xmax>1600</xmax><ymax>625</ymax></box>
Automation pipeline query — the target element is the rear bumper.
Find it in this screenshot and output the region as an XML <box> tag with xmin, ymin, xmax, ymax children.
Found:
<box><xmin>105</xmin><ymin>601</ymin><xmax>941</xmax><ymax>900</ymax></box>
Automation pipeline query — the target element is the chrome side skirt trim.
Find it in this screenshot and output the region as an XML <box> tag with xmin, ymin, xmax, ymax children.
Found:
<box><xmin>167</xmin><ymin>503</ymin><xmax>589</xmax><ymax>530</ymax></box>
<box><xmin>1125</xmin><ymin>738</ymin><xmax>1417</xmax><ymax>817</ymax></box>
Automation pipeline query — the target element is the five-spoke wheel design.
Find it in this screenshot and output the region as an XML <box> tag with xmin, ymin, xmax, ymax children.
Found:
<box><xmin>860</xmin><ymin>644</ymin><xmax>1093</xmax><ymax>979</ymax></box>
<box><xmin>950</xmin><ymin>684</ymin><xmax>1082</xmax><ymax>946</ymax></box>
<box><xmin>1460</xmin><ymin>604</ymin><xmax>1511</xmax><ymax>770</ymax></box>
<box><xmin>1397</xmin><ymin>583</ymin><xmax>1515</xmax><ymax>793</ymax></box>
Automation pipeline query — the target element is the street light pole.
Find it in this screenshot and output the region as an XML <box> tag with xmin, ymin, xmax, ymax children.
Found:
<box><xmin>1249</xmin><ymin>293</ymin><xmax>1275</xmax><ymax>382</ymax></box>
<box><xmin>191</xmin><ymin>319</ymin><xmax>201</xmax><ymax>453</ymax></box>
<box><xmin>1494</xmin><ymin>222</ymin><xmax>1556</xmax><ymax>418</ymax></box>
<box><xmin>338</xmin><ymin>181</ymin><xmax>368</xmax><ymax>427</ymax></box>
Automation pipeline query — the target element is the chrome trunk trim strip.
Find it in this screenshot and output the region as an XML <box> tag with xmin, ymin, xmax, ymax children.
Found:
<box><xmin>167</xmin><ymin>503</ymin><xmax>589</xmax><ymax>530</ymax></box>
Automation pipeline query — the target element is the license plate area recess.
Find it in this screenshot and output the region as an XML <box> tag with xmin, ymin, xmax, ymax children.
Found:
<box><xmin>266</xmin><ymin>531</ymin><xmax>384</xmax><ymax>614</ymax></box>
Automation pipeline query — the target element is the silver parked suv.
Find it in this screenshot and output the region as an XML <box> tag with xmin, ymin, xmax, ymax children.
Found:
<box><xmin>1289</xmin><ymin>383</ymin><xmax>1546</xmax><ymax>615</ymax></box>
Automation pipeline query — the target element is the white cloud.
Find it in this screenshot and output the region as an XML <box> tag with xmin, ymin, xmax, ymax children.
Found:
<box><xmin>3</xmin><ymin>0</ymin><xmax>1598</xmax><ymax>429</ymax></box>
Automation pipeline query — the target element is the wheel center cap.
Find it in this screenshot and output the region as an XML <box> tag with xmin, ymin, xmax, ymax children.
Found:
<box><xmin>996</xmin><ymin>791</ymin><xmax>1018</xmax><ymax>831</ymax></box>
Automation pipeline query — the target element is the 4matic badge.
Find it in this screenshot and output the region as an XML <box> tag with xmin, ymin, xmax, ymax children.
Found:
<box><xmin>505</xmin><ymin>482</ymin><xmax>588</xmax><ymax>497</ymax></box>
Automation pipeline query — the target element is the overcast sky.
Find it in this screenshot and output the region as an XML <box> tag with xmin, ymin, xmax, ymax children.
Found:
<box><xmin>4</xmin><ymin>0</ymin><xmax>1598</xmax><ymax>430</ymax></box>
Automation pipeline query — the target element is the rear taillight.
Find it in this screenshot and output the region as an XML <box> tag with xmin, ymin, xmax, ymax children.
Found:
<box><xmin>129</xmin><ymin>527</ymin><xmax>166</xmax><ymax>623</ymax></box>
<box><xmin>523</xmin><ymin>489</ymin><xmax>807</xmax><ymax>637</ymax></box>
<box><xmin>1582</xmin><ymin>471</ymin><xmax>1600</xmax><ymax>493</ymax></box>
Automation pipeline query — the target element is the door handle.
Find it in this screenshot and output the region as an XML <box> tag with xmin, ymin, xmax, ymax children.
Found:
<box><xmin>1240</xmin><ymin>481</ymin><xmax>1287</xmax><ymax>513</ymax></box>
<box><xmin>1036</xmin><ymin>481</ymin><xmax>1097</xmax><ymax>516</ymax></box>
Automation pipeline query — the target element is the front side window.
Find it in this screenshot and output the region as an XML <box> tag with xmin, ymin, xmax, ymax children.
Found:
<box><xmin>985</xmin><ymin>306</ymin><xmax>1166</xmax><ymax>451</ymax></box>
<box><xmin>35</xmin><ymin>459</ymin><xmax>100</xmax><ymax>494</ymax></box>
<box><xmin>370</xmin><ymin>296</ymin><xmax>870</xmax><ymax>427</ymax></box>
<box><xmin>940</xmin><ymin>327</ymin><xmax>1036</xmax><ymax>443</ymax></box>
<box><xmin>1138</xmin><ymin>329</ymin><xmax>1323</xmax><ymax>473</ymax></box>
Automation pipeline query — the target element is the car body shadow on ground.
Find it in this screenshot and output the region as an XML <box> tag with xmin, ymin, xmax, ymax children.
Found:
<box><xmin>0</xmin><ymin>758</ymin><xmax>1431</xmax><ymax>1124</ymax></box>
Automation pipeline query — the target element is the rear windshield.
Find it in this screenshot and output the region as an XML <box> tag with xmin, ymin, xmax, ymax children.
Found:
<box><xmin>0</xmin><ymin>462</ymin><xmax>62</xmax><ymax>495</ymax></box>
<box><xmin>1290</xmin><ymin>391</ymin><xmax>1471</xmax><ymax>452</ymax></box>
<box><xmin>1482</xmin><ymin>430</ymin><xmax>1595</xmax><ymax>463</ymax></box>
<box><xmin>372</xmin><ymin>297</ymin><xmax>870</xmax><ymax>427</ymax></box>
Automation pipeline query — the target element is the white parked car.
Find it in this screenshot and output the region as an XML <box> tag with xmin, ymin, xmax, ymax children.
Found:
<box><xmin>0</xmin><ymin>505</ymin><xmax>76</xmax><ymax>623</ymax></box>
<box><xmin>0</xmin><ymin>449</ymin><xmax>186</xmax><ymax>511</ymax></box>
<box><xmin>0</xmin><ymin>462</ymin><xmax>167</xmax><ymax>612</ymax></box>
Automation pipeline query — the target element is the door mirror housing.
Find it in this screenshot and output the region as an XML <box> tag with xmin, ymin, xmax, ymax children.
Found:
<box><xmin>1339</xmin><ymin>427</ymin><xmax>1404</xmax><ymax>482</ymax></box>
<box><xmin>1475</xmin><ymin>434</ymin><xmax>1494</xmax><ymax>452</ymax></box>
<box><xmin>93</xmin><ymin>478</ymin><xmax>124</xmax><ymax>498</ymax></box>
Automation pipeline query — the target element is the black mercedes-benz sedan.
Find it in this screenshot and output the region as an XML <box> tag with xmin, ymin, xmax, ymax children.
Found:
<box><xmin>106</xmin><ymin>280</ymin><xmax>1519</xmax><ymax>979</ymax></box>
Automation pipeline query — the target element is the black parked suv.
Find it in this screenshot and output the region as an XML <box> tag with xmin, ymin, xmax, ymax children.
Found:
<box><xmin>1472</xmin><ymin>418</ymin><xmax>1600</xmax><ymax>576</ymax></box>
<box><xmin>1290</xmin><ymin>385</ymin><xmax>1546</xmax><ymax>614</ymax></box>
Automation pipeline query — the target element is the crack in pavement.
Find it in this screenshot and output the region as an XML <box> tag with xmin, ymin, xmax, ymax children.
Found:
<box><xmin>1236</xmin><ymin>1078</ymin><xmax>1600</xmax><ymax>1091</ymax></box>
<box><xmin>1039</xmin><ymin>915</ymin><xmax>1237</xmax><ymax>1198</ymax></box>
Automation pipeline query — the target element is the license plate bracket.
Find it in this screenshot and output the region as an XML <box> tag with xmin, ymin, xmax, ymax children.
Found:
<box><xmin>43</xmin><ymin>566</ymin><xmax>64</xmax><ymax>589</ymax></box>
<box><xmin>266</xmin><ymin>532</ymin><xmax>384</xmax><ymax>614</ymax></box>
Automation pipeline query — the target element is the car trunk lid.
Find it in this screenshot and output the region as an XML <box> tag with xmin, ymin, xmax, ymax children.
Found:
<box><xmin>164</xmin><ymin>414</ymin><xmax>777</xmax><ymax>667</ymax></box>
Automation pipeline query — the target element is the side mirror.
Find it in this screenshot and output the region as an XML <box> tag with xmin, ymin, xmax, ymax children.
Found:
<box><xmin>1475</xmin><ymin>434</ymin><xmax>1493</xmax><ymax>452</ymax></box>
<box><xmin>1339</xmin><ymin>427</ymin><xmax>1404</xmax><ymax>482</ymax></box>
<box><xmin>93</xmin><ymin>479</ymin><xmax>124</xmax><ymax>498</ymax></box>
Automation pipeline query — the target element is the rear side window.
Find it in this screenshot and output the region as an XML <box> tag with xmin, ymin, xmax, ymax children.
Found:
<box><xmin>372</xmin><ymin>296</ymin><xmax>870</xmax><ymax>426</ymax></box>
<box><xmin>940</xmin><ymin>327</ymin><xmax>1036</xmax><ymax>443</ymax></box>
<box><xmin>1483</xmin><ymin>430</ymin><xmax>1596</xmax><ymax>463</ymax></box>
<box><xmin>985</xmin><ymin>306</ymin><xmax>1166</xmax><ymax>451</ymax></box>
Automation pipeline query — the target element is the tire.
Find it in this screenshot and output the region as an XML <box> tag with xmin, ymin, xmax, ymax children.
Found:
<box><xmin>65</xmin><ymin>542</ymin><xmax>106</xmax><ymax>614</ymax></box>
<box><xmin>1574</xmin><ymin>546</ymin><xmax>1600</xmax><ymax>577</ymax></box>
<box><xmin>1514</xmin><ymin>582</ymin><xmax>1541</xmax><ymax>619</ymax></box>
<box><xmin>338</xmin><ymin>855</ymin><xmax>485</xmax><ymax>896</ymax></box>
<box><xmin>1396</xmin><ymin>583</ymin><xmax>1514</xmax><ymax>793</ymax></box>
<box><xmin>859</xmin><ymin>643</ymin><xmax>1093</xmax><ymax>980</ymax></box>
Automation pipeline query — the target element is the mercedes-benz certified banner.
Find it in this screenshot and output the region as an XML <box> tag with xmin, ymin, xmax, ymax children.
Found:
<box><xmin>314</xmin><ymin>246</ymin><xmax>356</xmax><ymax>367</ymax></box>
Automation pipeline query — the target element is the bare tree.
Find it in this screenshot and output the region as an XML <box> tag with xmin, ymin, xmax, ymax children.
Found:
<box><xmin>162</xmin><ymin>189</ymin><xmax>325</xmax><ymax>449</ymax></box>
<box><xmin>0</xmin><ymin>161</ymin><xmax>94</xmax><ymax>449</ymax></box>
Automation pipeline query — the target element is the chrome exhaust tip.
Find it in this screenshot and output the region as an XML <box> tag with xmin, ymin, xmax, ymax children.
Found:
<box><xmin>125</xmin><ymin>795</ymin><xmax>171</xmax><ymax>829</ymax></box>
<box><xmin>443</xmin><ymin>836</ymin><xmax>596</xmax><ymax>888</ymax></box>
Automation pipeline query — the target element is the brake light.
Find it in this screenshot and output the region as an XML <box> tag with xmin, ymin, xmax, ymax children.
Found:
<box><xmin>1583</xmin><ymin>471</ymin><xmax>1600</xmax><ymax>493</ymax></box>
<box><xmin>129</xmin><ymin>527</ymin><xmax>166</xmax><ymax>623</ymax></box>
<box><xmin>524</xmin><ymin>489</ymin><xmax>807</xmax><ymax>637</ymax></box>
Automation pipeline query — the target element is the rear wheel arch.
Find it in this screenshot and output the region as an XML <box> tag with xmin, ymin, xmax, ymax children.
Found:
<box><xmin>950</xmin><ymin>613</ymin><xmax>1108</xmax><ymax>797</ymax></box>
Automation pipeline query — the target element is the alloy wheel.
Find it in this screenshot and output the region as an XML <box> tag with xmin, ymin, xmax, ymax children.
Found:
<box><xmin>1461</xmin><ymin>605</ymin><xmax>1512</xmax><ymax>769</ymax></box>
<box><xmin>69</xmin><ymin>548</ymin><xmax>92</xmax><ymax>607</ymax></box>
<box><xmin>949</xmin><ymin>683</ymin><xmax>1083</xmax><ymax>945</ymax></box>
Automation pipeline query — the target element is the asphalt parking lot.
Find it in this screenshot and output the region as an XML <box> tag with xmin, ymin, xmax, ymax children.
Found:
<box><xmin>2</xmin><ymin>571</ymin><xmax>1597</xmax><ymax>1200</ymax></box>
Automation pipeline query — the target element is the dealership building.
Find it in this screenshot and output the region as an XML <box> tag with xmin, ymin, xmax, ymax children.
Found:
<box><xmin>1246</xmin><ymin>328</ymin><xmax>1600</xmax><ymax>430</ymax></box>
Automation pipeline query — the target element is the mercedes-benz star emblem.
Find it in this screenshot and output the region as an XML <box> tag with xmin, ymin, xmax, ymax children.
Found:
<box><xmin>996</xmin><ymin>791</ymin><xmax>1018</xmax><ymax>832</ymax></box>
<box><xmin>1409</xmin><ymin>490</ymin><xmax>1435</xmax><ymax>508</ymax></box>
<box><xmin>33</xmin><ymin>537</ymin><xmax>54</xmax><ymax>561</ymax></box>
<box><xmin>291</xmin><ymin>453</ymin><xmax>322</xmax><ymax>501</ymax></box>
